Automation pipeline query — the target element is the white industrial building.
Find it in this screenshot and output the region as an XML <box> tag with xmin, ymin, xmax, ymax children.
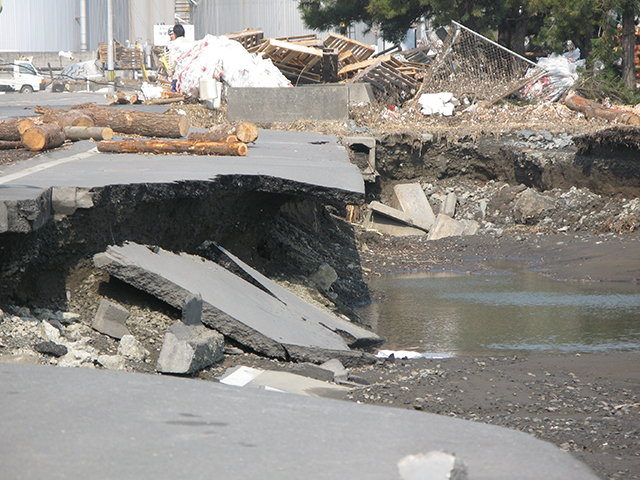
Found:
<box><xmin>0</xmin><ymin>0</ymin><xmax>377</xmax><ymax>53</ymax></box>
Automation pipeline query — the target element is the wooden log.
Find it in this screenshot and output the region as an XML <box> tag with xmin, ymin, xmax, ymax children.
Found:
<box><xmin>187</xmin><ymin>132</ymin><xmax>239</xmax><ymax>143</ymax></box>
<box><xmin>64</xmin><ymin>126</ymin><xmax>114</xmax><ymax>141</ymax></box>
<box><xmin>56</xmin><ymin>111</ymin><xmax>95</xmax><ymax>128</ymax></box>
<box><xmin>0</xmin><ymin>118</ymin><xmax>24</xmax><ymax>141</ymax></box>
<box><xmin>565</xmin><ymin>94</ymin><xmax>640</xmax><ymax>125</ymax></box>
<box><xmin>97</xmin><ymin>139</ymin><xmax>248</xmax><ymax>156</ymax></box>
<box><xmin>21</xmin><ymin>124</ymin><xmax>66</xmax><ymax>151</ymax></box>
<box><xmin>72</xmin><ymin>104</ymin><xmax>190</xmax><ymax>138</ymax></box>
<box><xmin>0</xmin><ymin>140</ymin><xmax>23</xmax><ymax>150</ymax></box>
<box><xmin>18</xmin><ymin>118</ymin><xmax>36</xmax><ymax>135</ymax></box>
<box><xmin>207</xmin><ymin>122</ymin><xmax>258</xmax><ymax>143</ymax></box>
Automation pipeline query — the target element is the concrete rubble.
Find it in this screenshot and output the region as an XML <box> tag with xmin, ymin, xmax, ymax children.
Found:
<box><xmin>398</xmin><ymin>452</ymin><xmax>468</xmax><ymax>480</ymax></box>
<box><xmin>91</xmin><ymin>299</ymin><xmax>131</xmax><ymax>339</ymax></box>
<box><xmin>93</xmin><ymin>241</ymin><xmax>383</xmax><ymax>367</ymax></box>
<box><xmin>157</xmin><ymin>322</ymin><xmax>224</xmax><ymax>375</ymax></box>
<box><xmin>363</xmin><ymin>183</ymin><xmax>479</xmax><ymax>241</ymax></box>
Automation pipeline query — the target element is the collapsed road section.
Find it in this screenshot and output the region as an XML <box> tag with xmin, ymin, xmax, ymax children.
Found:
<box><xmin>94</xmin><ymin>242</ymin><xmax>382</xmax><ymax>365</ymax></box>
<box><xmin>0</xmin><ymin>126</ymin><xmax>380</xmax><ymax>362</ymax></box>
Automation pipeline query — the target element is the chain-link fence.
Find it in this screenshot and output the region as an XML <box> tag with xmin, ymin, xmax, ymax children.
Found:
<box><xmin>420</xmin><ymin>21</ymin><xmax>545</xmax><ymax>104</ymax></box>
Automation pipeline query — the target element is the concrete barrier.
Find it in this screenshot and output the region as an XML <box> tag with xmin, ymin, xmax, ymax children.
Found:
<box><xmin>227</xmin><ymin>84</ymin><xmax>374</xmax><ymax>123</ymax></box>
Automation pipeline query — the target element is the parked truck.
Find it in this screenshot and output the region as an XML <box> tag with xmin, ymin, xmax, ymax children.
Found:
<box><xmin>0</xmin><ymin>59</ymin><xmax>46</xmax><ymax>93</ymax></box>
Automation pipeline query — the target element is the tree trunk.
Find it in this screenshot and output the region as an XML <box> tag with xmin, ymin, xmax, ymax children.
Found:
<box><xmin>207</xmin><ymin>122</ymin><xmax>259</xmax><ymax>143</ymax></box>
<box><xmin>0</xmin><ymin>119</ymin><xmax>25</xmax><ymax>141</ymax></box>
<box><xmin>498</xmin><ymin>8</ymin><xmax>531</xmax><ymax>56</ymax></box>
<box><xmin>64</xmin><ymin>126</ymin><xmax>114</xmax><ymax>141</ymax></box>
<box><xmin>0</xmin><ymin>140</ymin><xmax>23</xmax><ymax>150</ymax></box>
<box><xmin>622</xmin><ymin>1</ymin><xmax>636</xmax><ymax>90</ymax></box>
<box><xmin>18</xmin><ymin>119</ymin><xmax>36</xmax><ymax>135</ymax></box>
<box><xmin>56</xmin><ymin>111</ymin><xmax>96</xmax><ymax>128</ymax></box>
<box><xmin>187</xmin><ymin>132</ymin><xmax>239</xmax><ymax>143</ymax></box>
<box><xmin>21</xmin><ymin>124</ymin><xmax>66</xmax><ymax>151</ymax></box>
<box><xmin>565</xmin><ymin>94</ymin><xmax>640</xmax><ymax>124</ymax></box>
<box><xmin>36</xmin><ymin>104</ymin><xmax>190</xmax><ymax>138</ymax></box>
<box><xmin>97</xmin><ymin>139</ymin><xmax>248</xmax><ymax>156</ymax></box>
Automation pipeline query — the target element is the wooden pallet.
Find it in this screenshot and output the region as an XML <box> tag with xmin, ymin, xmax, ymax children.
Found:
<box><xmin>257</xmin><ymin>38</ymin><xmax>324</xmax><ymax>84</ymax></box>
<box><xmin>98</xmin><ymin>41</ymin><xmax>124</xmax><ymax>64</ymax></box>
<box><xmin>348</xmin><ymin>59</ymin><xmax>419</xmax><ymax>99</ymax></box>
<box><xmin>119</xmin><ymin>48</ymin><xmax>143</xmax><ymax>70</ymax></box>
<box><xmin>323</xmin><ymin>33</ymin><xmax>375</xmax><ymax>63</ymax></box>
<box><xmin>224</xmin><ymin>28</ymin><xmax>265</xmax><ymax>53</ymax></box>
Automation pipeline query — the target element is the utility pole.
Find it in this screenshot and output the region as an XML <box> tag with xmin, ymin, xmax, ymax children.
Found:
<box><xmin>79</xmin><ymin>0</ymin><xmax>88</xmax><ymax>52</ymax></box>
<box><xmin>107</xmin><ymin>0</ymin><xmax>115</xmax><ymax>84</ymax></box>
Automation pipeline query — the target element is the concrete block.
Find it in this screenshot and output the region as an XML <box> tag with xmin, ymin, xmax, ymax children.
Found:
<box><xmin>398</xmin><ymin>452</ymin><xmax>468</xmax><ymax>480</ymax></box>
<box><xmin>52</xmin><ymin>187</ymin><xmax>78</xmax><ymax>215</ymax></box>
<box><xmin>92</xmin><ymin>299</ymin><xmax>130</xmax><ymax>339</ymax></box>
<box><xmin>309</xmin><ymin>264</ymin><xmax>337</xmax><ymax>291</ymax></box>
<box><xmin>319</xmin><ymin>358</ymin><xmax>349</xmax><ymax>383</ymax></box>
<box><xmin>369</xmin><ymin>201</ymin><xmax>428</xmax><ymax>232</ymax></box>
<box><xmin>427</xmin><ymin>214</ymin><xmax>466</xmax><ymax>241</ymax></box>
<box><xmin>362</xmin><ymin>209</ymin><xmax>426</xmax><ymax>237</ymax></box>
<box><xmin>442</xmin><ymin>192</ymin><xmax>457</xmax><ymax>217</ymax></box>
<box><xmin>392</xmin><ymin>184</ymin><xmax>435</xmax><ymax>231</ymax></box>
<box><xmin>97</xmin><ymin>354</ymin><xmax>126</xmax><ymax>371</ymax></box>
<box><xmin>75</xmin><ymin>188</ymin><xmax>94</xmax><ymax>209</ymax></box>
<box><xmin>117</xmin><ymin>334</ymin><xmax>149</xmax><ymax>362</ymax></box>
<box><xmin>182</xmin><ymin>292</ymin><xmax>203</xmax><ymax>326</ymax></box>
<box><xmin>463</xmin><ymin>220</ymin><xmax>480</xmax><ymax>236</ymax></box>
<box><xmin>227</xmin><ymin>86</ymin><xmax>349</xmax><ymax>123</ymax></box>
<box><xmin>157</xmin><ymin>322</ymin><xmax>224</xmax><ymax>375</ymax></box>
<box><xmin>342</xmin><ymin>136</ymin><xmax>376</xmax><ymax>179</ymax></box>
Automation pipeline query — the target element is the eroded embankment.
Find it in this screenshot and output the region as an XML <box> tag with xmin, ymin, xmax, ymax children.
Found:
<box><xmin>372</xmin><ymin>130</ymin><xmax>640</xmax><ymax>199</ymax></box>
<box><xmin>0</xmin><ymin>175</ymin><xmax>368</xmax><ymax>310</ymax></box>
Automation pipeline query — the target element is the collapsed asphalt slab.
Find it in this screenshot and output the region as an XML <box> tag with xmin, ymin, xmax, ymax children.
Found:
<box><xmin>93</xmin><ymin>241</ymin><xmax>383</xmax><ymax>366</ymax></box>
<box><xmin>0</xmin><ymin>363</ymin><xmax>599</xmax><ymax>480</ymax></box>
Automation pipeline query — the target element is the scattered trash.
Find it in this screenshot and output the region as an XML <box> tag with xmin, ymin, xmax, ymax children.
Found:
<box><xmin>525</xmin><ymin>49</ymin><xmax>585</xmax><ymax>101</ymax></box>
<box><xmin>418</xmin><ymin>92</ymin><xmax>458</xmax><ymax>116</ymax></box>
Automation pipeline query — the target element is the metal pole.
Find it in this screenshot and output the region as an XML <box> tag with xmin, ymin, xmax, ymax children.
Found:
<box><xmin>107</xmin><ymin>0</ymin><xmax>115</xmax><ymax>83</ymax></box>
<box><xmin>79</xmin><ymin>0</ymin><xmax>88</xmax><ymax>52</ymax></box>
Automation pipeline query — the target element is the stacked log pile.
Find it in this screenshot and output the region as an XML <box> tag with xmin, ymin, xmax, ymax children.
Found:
<box><xmin>0</xmin><ymin>104</ymin><xmax>258</xmax><ymax>157</ymax></box>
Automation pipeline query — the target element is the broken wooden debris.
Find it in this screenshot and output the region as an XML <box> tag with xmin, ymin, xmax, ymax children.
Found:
<box><xmin>348</xmin><ymin>59</ymin><xmax>419</xmax><ymax>100</ymax></box>
<box><xmin>256</xmin><ymin>38</ymin><xmax>324</xmax><ymax>84</ymax></box>
<box><xmin>224</xmin><ymin>28</ymin><xmax>265</xmax><ymax>53</ymax></box>
<box><xmin>97</xmin><ymin>139</ymin><xmax>248</xmax><ymax>156</ymax></box>
<box><xmin>323</xmin><ymin>33</ymin><xmax>375</xmax><ymax>64</ymax></box>
<box><xmin>93</xmin><ymin>242</ymin><xmax>382</xmax><ymax>366</ymax></box>
<box><xmin>106</xmin><ymin>90</ymin><xmax>140</xmax><ymax>105</ymax></box>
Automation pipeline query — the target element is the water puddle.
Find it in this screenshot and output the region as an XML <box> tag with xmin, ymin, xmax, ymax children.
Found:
<box><xmin>357</xmin><ymin>263</ymin><xmax>640</xmax><ymax>356</ymax></box>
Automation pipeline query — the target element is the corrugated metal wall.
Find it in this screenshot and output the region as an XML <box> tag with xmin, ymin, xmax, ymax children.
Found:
<box><xmin>0</xmin><ymin>0</ymin><xmax>80</xmax><ymax>51</ymax></box>
<box><xmin>192</xmin><ymin>0</ymin><xmax>377</xmax><ymax>45</ymax></box>
<box><xmin>87</xmin><ymin>0</ymin><xmax>130</xmax><ymax>50</ymax></box>
<box><xmin>128</xmin><ymin>0</ymin><xmax>174</xmax><ymax>45</ymax></box>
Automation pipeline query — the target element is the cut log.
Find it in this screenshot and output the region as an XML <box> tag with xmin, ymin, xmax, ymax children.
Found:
<box><xmin>0</xmin><ymin>118</ymin><xmax>25</xmax><ymax>141</ymax></box>
<box><xmin>208</xmin><ymin>122</ymin><xmax>258</xmax><ymax>143</ymax></box>
<box><xmin>36</xmin><ymin>104</ymin><xmax>190</xmax><ymax>138</ymax></box>
<box><xmin>187</xmin><ymin>132</ymin><xmax>239</xmax><ymax>143</ymax></box>
<box><xmin>64</xmin><ymin>126</ymin><xmax>114</xmax><ymax>141</ymax></box>
<box><xmin>55</xmin><ymin>111</ymin><xmax>95</xmax><ymax>128</ymax></box>
<box><xmin>0</xmin><ymin>140</ymin><xmax>23</xmax><ymax>150</ymax></box>
<box><xmin>18</xmin><ymin>118</ymin><xmax>36</xmax><ymax>135</ymax></box>
<box><xmin>565</xmin><ymin>94</ymin><xmax>640</xmax><ymax>125</ymax></box>
<box><xmin>73</xmin><ymin>104</ymin><xmax>190</xmax><ymax>138</ymax></box>
<box><xmin>145</xmin><ymin>97</ymin><xmax>185</xmax><ymax>105</ymax></box>
<box><xmin>21</xmin><ymin>124</ymin><xmax>66</xmax><ymax>151</ymax></box>
<box><xmin>106</xmin><ymin>91</ymin><xmax>140</xmax><ymax>105</ymax></box>
<box><xmin>97</xmin><ymin>139</ymin><xmax>248</xmax><ymax>156</ymax></box>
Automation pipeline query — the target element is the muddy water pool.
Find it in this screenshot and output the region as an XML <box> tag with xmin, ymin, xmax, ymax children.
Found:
<box><xmin>357</xmin><ymin>264</ymin><xmax>640</xmax><ymax>356</ymax></box>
